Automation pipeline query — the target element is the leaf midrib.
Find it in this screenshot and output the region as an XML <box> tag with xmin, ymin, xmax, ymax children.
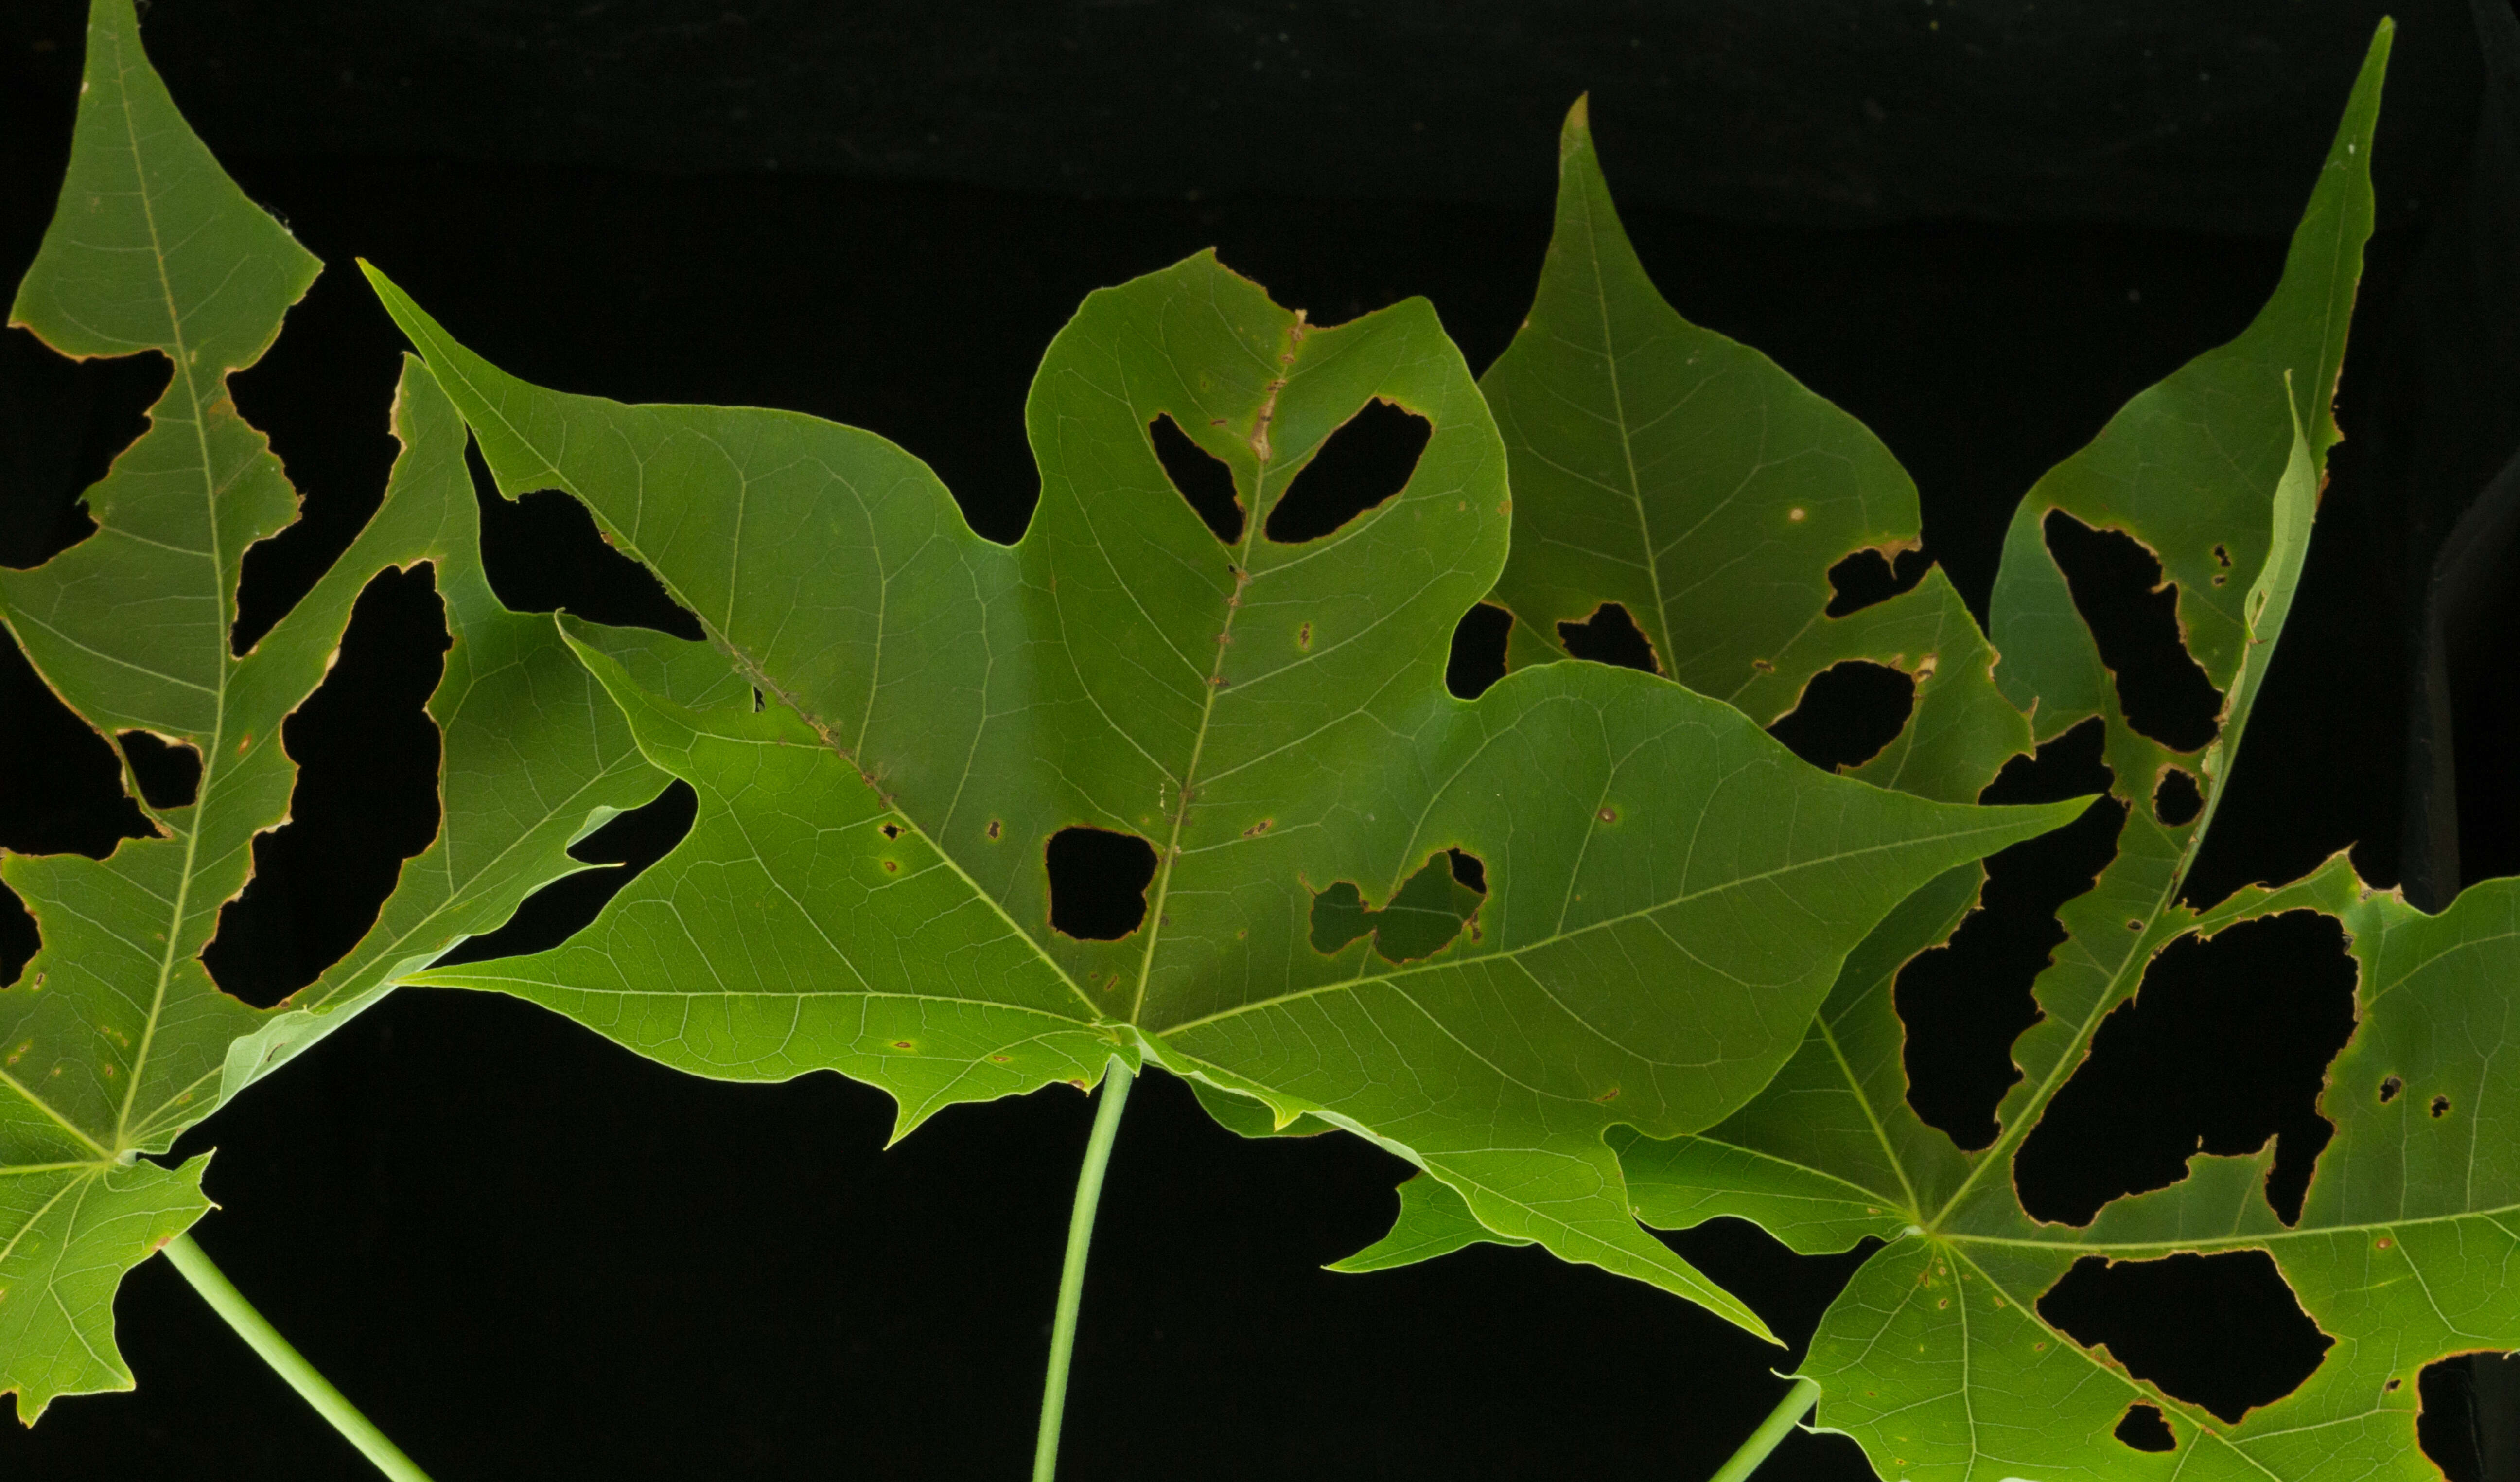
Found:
<box><xmin>105</xmin><ymin>23</ymin><xmax>231</xmax><ymax>1156</ymax></box>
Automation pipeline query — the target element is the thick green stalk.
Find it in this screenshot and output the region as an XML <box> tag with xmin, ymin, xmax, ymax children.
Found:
<box><xmin>1706</xmin><ymin>1376</ymin><xmax>1820</xmax><ymax>1482</ymax></box>
<box><xmin>1031</xmin><ymin>1055</ymin><xmax>1136</xmax><ymax>1482</ymax></box>
<box><xmin>162</xmin><ymin>1233</ymin><xmax>436</xmax><ymax>1482</ymax></box>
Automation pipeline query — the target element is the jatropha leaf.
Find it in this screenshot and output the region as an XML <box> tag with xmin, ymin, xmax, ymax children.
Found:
<box><xmin>0</xmin><ymin>0</ymin><xmax>667</xmax><ymax>1419</ymax></box>
<box><xmin>1477</xmin><ymin>97</ymin><xmax>2032</xmax><ymax>806</ymax></box>
<box><xmin>364</xmin><ymin>241</ymin><xmax>2084</xmax><ymax>1339</ymax></box>
<box><xmin>1596</xmin><ymin>25</ymin><xmax>2504</xmax><ymax>1482</ymax></box>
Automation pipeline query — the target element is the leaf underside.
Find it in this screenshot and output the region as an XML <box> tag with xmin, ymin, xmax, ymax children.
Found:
<box><xmin>0</xmin><ymin>0</ymin><xmax>669</xmax><ymax>1420</ymax></box>
<box><xmin>368</xmin><ymin>237</ymin><xmax>2081</xmax><ymax>1342</ymax></box>
<box><xmin>1482</xmin><ymin>25</ymin><xmax>2520</xmax><ymax>1482</ymax></box>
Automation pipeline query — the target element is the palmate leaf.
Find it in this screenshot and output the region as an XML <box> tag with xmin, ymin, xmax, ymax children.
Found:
<box><xmin>1580</xmin><ymin>24</ymin><xmax>2488</xmax><ymax>1482</ymax></box>
<box><xmin>0</xmin><ymin>0</ymin><xmax>665</xmax><ymax>1420</ymax></box>
<box><xmin>1476</xmin><ymin>98</ymin><xmax>2032</xmax><ymax>807</ymax></box>
<box><xmin>365</xmin><ymin>247</ymin><xmax>2084</xmax><ymax>1340</ymax></box>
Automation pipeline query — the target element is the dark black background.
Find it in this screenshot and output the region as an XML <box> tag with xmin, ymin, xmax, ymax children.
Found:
<box><xmin>2</xmin><ymin>1</ymin><xmax>2518</xmax><ymax>1479</ymax></box>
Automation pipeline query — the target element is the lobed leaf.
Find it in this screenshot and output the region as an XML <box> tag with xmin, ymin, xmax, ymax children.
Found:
<box><xmin>0</xmin><ymin>0</ymin><xmax>669</xmax><ymax>1419</ymax></box>
<box><xmin>1585</xmin><ymin>24</ymin><xmax>2501</xmax><ymax>1482</ymax></box>
<box><xmin>368</xmin><ymin>247</ymin><xmax>2084</xmax><ymax>1341</ymax></box>
<box><xmin>1478</xmin><ymin>97</ymin><xmax>2032</xmax><ymax>807</ymax></box>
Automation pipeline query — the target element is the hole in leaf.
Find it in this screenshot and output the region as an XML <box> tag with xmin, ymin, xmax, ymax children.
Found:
<box><xmin>1263</xmin><ymin>398</ymin><xmax>1429</xmax><ymax>544</ymax></box>
<box><xmin>1897</xmin><ymin>718</ymin><xmax>2121</xmax><ymax>1150</ymax></box>
<box><xmin>2381</xmin><ymin>1075</ymin><xmax>2403</xmax><ymax>1103</ymax></box>
<box><xmin>228</xmin><ymin>266</ymin><xmax>408</xmax><ymax>654</ymax></box>
<box><xmin>2042</xmin><ymin>510</ymin><xmax>2224</xmax><ymax>752</ymax></box>
<box><xmin>204</xmin><ymin>565</ymin><xmax>451</xmax><ymax>1008</ymax></box>
<box><xmin>1148</xmin><ymin>412</ymin><xmax>1242</xmax><ymax>545</ymax></box>
<box><xmin>2016</xmin><ymin>911</ymin><xmax>2357</xmax><ymax>1226</ymax></box>
<box><xmin>1824</xmin><ymin>546</ymin><xmax>1930</xmax><ymax>617</ymax></box>
<box><xmin>1766</xmin><ymin>661</ymin><xmax>1916</xmax><ymax>773</ymax></box>
<box><xmin>0</xmin><ymin>333</ymin><xmax>168</xmax><ymax>570</ymax></box>
<box><xmin>2114</xmin><ymin>1403</ymin><xmax>2177</xmax><ymax>1453</ymax></box>
<box><xmin>432</xmin><ymin>780</ymin><xmax>700</xmax><ymax>967</ymax></box>
<box><xmin>0</xmin><ymin>633</ymin><xmax>154</xmax><ymax>857</ymax></box>
<box><xmin>0</xmin><ymin>881</ymin><xmax>34</xmax><ymax>988</ymax></box>
<box><xmin>2433</xmin><ymin>1094</ymin><xmax>2452</xmax><ymax>1118</ymax></box>
<box><xmin>1045</xmin><ymin>826</ymin><xmax>1159</xmax><ymax>940</ymax></box>
<box><xmin>2419</xmin><ymin>1353</ymin><xmax>2520</xmax><ymax>1482</ymax></box>
<box><xmin>468</xmin><ymin>444</ymin><xmax>706</xmax><ymax>640</ymax></box>
<box><xmin>116</xmin><ymin>731</ymin><xmax>202</xmax><ymax>811</ymax></box>
<box><xmin>2039</xmin><ymin>1250</ymin><xmax>2332</xmax><ymax>1424</ymax></box>
<box><xmin>2152</xmin><ymin>767</ymin><xmax>2203</xmax><ymax>827</ymax></box>
<box><xmin>1557</xmin><ymin>601</ymin><xmax>1660</xmax><ymax>674</ymax></box>
<box><xmin>1308</xmin><ymin>849</ymin><xmax>1487</xmax><ymax>963</ymax></box>
<box><xmin>1446</xmin><ymin>602</ymin><xmax>1510</xmax><ymax>699</ymax></box>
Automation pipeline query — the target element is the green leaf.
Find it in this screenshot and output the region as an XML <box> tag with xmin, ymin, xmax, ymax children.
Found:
<box><xmin>0</xmin><ymin>0</ymin><xmax>666</xmax><ymax>1419</ymax></box>
<box><xmin>368</xmin><ymin>249</ymin><xmax>2084</xmax><ymax>1341</ymax></box>
<box><xmin>1478</xmin><ymin>97</ymin><xmax>2031</xmax><ymax>806</ymax></box>
<box><xmin>1328</xmin><ymin>1170</ymin><xmax>1532</xmax><ymax>1272</ymax></box>
<box><xmin>1603</xmin><ymin>25</ymin><xmax>2462</xmax><ymax>1481</ymax></box>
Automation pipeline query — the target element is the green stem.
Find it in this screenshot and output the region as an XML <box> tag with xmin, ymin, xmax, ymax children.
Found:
<box><xmin>162</xmin><ymin>1233</ymin><xmax>436</xmax><ymax>1482</ymax></box>
<box><xmin>1031</xmin><ymin>1055</ymin><xmax>1135</xmax><ymax>1482</ymax></box>
<box><xmin>1706</xmin><ymin>1376</ymin><xmax>1819</xmax><ymax>1482</ymax></box>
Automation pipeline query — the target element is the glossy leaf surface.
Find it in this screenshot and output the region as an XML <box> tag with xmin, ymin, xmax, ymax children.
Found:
<box><xmin>0</xmin><ymin>0</ymin><xmax>664</xmax><ymax>1419</ymax></box>
<box><xmin>1595</xmin><ymin>27</ymin><xmax>2499</xmax><ymax>1482</ymax></box>
<box><xmin>368</xmin><ymin>250</ymin><xmax>2083</xmax><ymax>1341</ymax></box>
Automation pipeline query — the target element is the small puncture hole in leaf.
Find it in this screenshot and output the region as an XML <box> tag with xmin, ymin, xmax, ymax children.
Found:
<box><xmin>433</xmin><ymin>780</ymin><xmax>700</xmax><ymax>968</ymax></box>
<box><xmin>1263</xmin><ymin>398</ymin><xmax>1430</xmax><ymax>544</ymax></box>
<box><xmin>2039</xmin><ymin>1251</ymin><xmax>2332</xmax><ymax>1424</ymax></box>
<box><xmin>116</xmin><ymin>732</ymin><xmax>203</xmax><ymax>811</ymax></box>
<box><xmin>1446</xmin><ymin>847</ymin><xmax>1487</xmax><ymax>894</ymax></box>
<box><xmin>1148</xmin><ymin>413</ymin><xmax>1243</xmax><ymax>545</ymax></box>
<box><xmin>206</xmin><ymin>565</ymin><xmax>452</xmax><ymax>1007</ymax></box>
<box><xmin>1898</xmin><ymin>718</ymin><xmax>2121</xmax><ymax>1150</ymax></box>
<box><xmin>2115</xmin><ymin>1403</ymin><xmax>2176</xmax><ymax>1452</ymax></box>
<box><xmin>1767</xmin><ymin>661</ymin><xmax>1916</xmax><ymax>774</ymax></box>
<box><xmin>0</xmin><ymin>634</ymin><xmax>156</xmax><ymax>857</ymax></box>
<box><xmin>2017</xmin><ymin>911</ymin><xmax>2356</xmax><ymax>1227</ymax></box>
<box><xmin>1557</xmin><ymin>602</ymin><xmax>1661</xmax><ymax>674</ymax></box>
<box><xmin>1045</xmin><ymin>827</ymin><xmax>1159</xmax><ymax>940</ymax></box>
<box><xmin>2042</xmin><ymin>511</ymin><xmax>2225</xmax><ymax>753</ymax></box>
<box><xmin>1823</xmin><ymin>546</ymin><xmax>1930</xmax><ymax>617</ymax></box>
<box><xmin>1446</xmin><ymin>602</ymin><xmax>1510</xmax><ymax>699</ymax></box>
<box><xmin>2432</xmin><ymin>1094</ymin><xmax>2451</xmax><ymax>1118</ymax></box>
<box><xmin>468</xmin><ymin>445</ymin><xmax>705</xmax><ymax>640</ymax></box>
<box><xmin>2152</xmin><ymin>767</ymin><xmax>2204</xmax><ymax>827</ymax></box>
<box><xmin>2380</xmin><ymin>1075</ymin><xmax>2403</xmax><ymax>1103</ymax></box>
<box><xmin>879</xmin><ymin>823</ymin><xmax>903</xmax><ymax>840</ymax></box>
<box><xmin>0</xmin><ymin>335</ymin><xmax>168</xmax><ymax>570</ymax></box>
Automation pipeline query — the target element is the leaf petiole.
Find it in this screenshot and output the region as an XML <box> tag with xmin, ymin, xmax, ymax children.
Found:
<box><xmin>162</xmin><ymin>1234</ymin><xmax>437</xmax><ymax>1482</ymax></box>
<box><xmin>1031</xmin><ymin>1055</ymin><xmax>1135</xmax><ymax>1482</ymax></box>
<box><xmin>1706</xmin><ymin>1375</ymin><xmax>1819</xmax><ymax>1482</ymax></box>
